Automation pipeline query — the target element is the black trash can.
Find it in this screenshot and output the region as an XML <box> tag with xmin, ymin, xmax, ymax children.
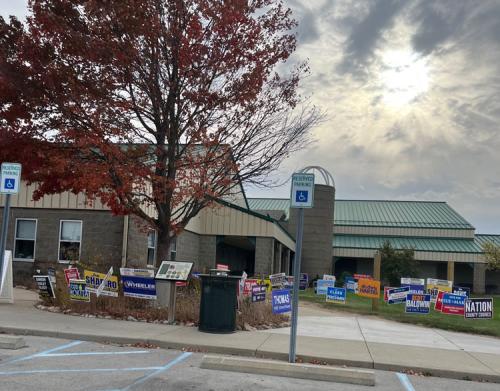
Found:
<box><xmin>199</xmin><ymin>273</ymin><xmax>240</xmax><ymax>333</ymax></box>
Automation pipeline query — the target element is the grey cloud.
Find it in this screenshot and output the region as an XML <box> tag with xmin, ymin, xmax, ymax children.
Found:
<box><xmin>410</xmin><ymin>0</ymin><xmax>500</xmax><ymax>56</ymax></box>
<box><xmin>337</xmin><ymin>0</ymin><xmax>406</xmax><ymax>77</ymax></box>
<box><xmin>384</xmin><ymin>125</ymin><xmax>406</xmax><ymax>142</ymax></box>
<box><xmin>287</xmin><ymin>0</ymin><xmax>320</xmax><ymax>44</ymax></box>
<box><xmin>410</xmin><ymin>1</ymin><xmax>466</xmax><ymax>55</ymax></box>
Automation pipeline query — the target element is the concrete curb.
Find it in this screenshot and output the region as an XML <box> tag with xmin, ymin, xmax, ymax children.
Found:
<box><xmin>373</xmin><ymin>363</ymin><xmax>500</xmax><ymax>384</ymax></box>
<box><xmin>200</xmin><ymin>355</ymin><xmax>375</xmax><ymax>386</ymax></box>
<box><xmin>2</xmin><ymin>326</ymin><xmax>500</xmax><ymax>384</ymax></box>
<box><xmin>0</xmin><ymin>335</ymin><xmax>26</xmax><ymax>350</ymax></box>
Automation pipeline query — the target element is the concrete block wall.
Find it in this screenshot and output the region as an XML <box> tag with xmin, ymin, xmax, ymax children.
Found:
<box><xmin>254</xmin><ymin>237</ymin><xmax>274</xmax><ymax>277</ymax></box>
<box><xmin>126</xmin><ymin>216</ymin><xmax>149</xmax><ymax>267</ymax></box>
<box><xmin>288</xmin><ymin>184</ymin><xmax>335</xmax><ymax>278</ymax></box>
<box><xmin>198</xmin><ymin>235</ymin><xmax>216</xmax><ymax>272</ymax></box>
<box><xmin>0</xmin><ymin>207</ymin><xmax>124</xmax><ymax>285</ymax></box>
<box><xmin>176</xmin><ymin>230</ymin><xmax>200</xmax><ymax>264</ymax></box>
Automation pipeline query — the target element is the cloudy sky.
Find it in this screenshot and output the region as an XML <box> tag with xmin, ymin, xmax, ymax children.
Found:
<box><xmin>2</xmin><ymin>1</ymin><xmax>500</xmax><ymax>233</ymax></box>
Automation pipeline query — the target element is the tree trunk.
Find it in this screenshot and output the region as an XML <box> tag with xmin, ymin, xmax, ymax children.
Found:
<box><xmin>155</xmin><ymin>228</ymin><xmax>171</xmax><ymax>267</ymax></box>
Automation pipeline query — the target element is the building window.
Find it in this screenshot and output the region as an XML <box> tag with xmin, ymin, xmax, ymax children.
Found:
<box><xmin>59</xmin><ymin>220</ymin><xmax>82</xmax><ymax>262</ymax></box>
<box><xmin>170</xmin><ymin>236</ymin><xmax>177</xmax><ymax>261</ymax></box>
<box><xmin>14</xmin><ymin>219</ymin><xmax>37</xmax><ymax>261</ymax></box>
<box><xmin>147</xmin><ymin>231</ymin><xmax>156</xmax><ymax>266</ymax></box>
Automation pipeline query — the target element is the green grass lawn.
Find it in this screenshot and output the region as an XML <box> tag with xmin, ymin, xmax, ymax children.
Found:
<box><xmin>299</xmin><ymin>289</ymin><xmax>500</xmax><ymax>337</ymax></box>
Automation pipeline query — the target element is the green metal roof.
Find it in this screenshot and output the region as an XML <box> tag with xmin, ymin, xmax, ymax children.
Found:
<box><xmin>247</xmin><ymin>198</ymin><xmax>290</xmax><ymax>219</ymax></box>
<box><xmin>334</xmin><ymin>235</ymin><xmax>482</xmax><ymax>254</ymax></box>
<box><xmin>475</xmin><ymin>234</ymin><xmax>500</xmax><ymax>247</ymax></box>
<box><xmin>334</xmin><ymin>234</ymin><xmax>500</xmax><ymax>254</ymax></box>
<box><xmin>247</xmin><ymin>198</ymin><xmax>475</xmax><ymax>230</ymax></box>
<box><xmin>334</xmin><ymin>200</ymin><xmax>474</xmax><ymax>229</ymax></box>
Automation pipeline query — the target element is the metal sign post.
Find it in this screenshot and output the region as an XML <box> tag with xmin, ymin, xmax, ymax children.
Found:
<box><xmin>0</xmin><ymin>163</ymin><xmax>21</xmax><ymax>284</ymax></box>
<box><xmin>289</xmin><ymin>172</ymin><xmax>314</xmax><ymax>363</ymax></box>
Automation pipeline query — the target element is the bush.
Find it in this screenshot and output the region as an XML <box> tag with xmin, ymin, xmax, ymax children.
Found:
<box><xmin>379</xmin><ymin>241</ymin><xmax>419</xmax><ymax>286</ymax></box>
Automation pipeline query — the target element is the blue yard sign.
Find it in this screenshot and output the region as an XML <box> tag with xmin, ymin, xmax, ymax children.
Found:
<box><xmin>452</xmin><ymin>286</ymin><xmax>470</xmax><ymax>298</ymax></box>
<box><xmin>387</xmin><ymin>286</ymin><xmax>410</xmax><ymax>304</ymax></box>
<box><xmin>326</xmin><ymin>287</ymin><xmax>346</xmax><ymax>304</ymax></box>
<box><xmin>272</xmin><ymin>289</ymin><xmax>291</xmax><ymax>314</ymax></box>
<box><xmin>316</xmin><ymin>279</ymin><xmax>335</xmax><ymax>295</ymax></box>
<box><xmin>405</xmin><ymin>293</ymin><xmax>431</xmax><ymax>314</ymax></box>
<box><xmin>121</xmin><ymin>275</ymin><xmax>156</xmax><ymax>300</ymax></box>
<box><xmin>345</xmin><ymin>277</ymin><xmax>357</xmax><ymax>293</ymax></box>
<box><xmin>299</xmin><ymin>273</ymin><xmax>308</xmax><ymax>290</ymax></box>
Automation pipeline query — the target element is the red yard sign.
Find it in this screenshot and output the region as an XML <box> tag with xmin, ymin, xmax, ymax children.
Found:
<box><xmin>354</xmin><ymin>274</ymin><xmax>372</xmax><ymax>280</ymax></box>
<box><xmin>434</xmin><ymin>291</ymin><xmax>444</xmax><ymax>311</ymax></box>
<box><xmin>384</xmin><ymin>287</ymin><xmax>394</xmax><ymax>302</ymax></box>
<box><xmin>64</xmin><ymin>267</ymin><xmax>80</xmax><ymax>286</ymax></box>
<box><xmin>243</xmin><ymin>279</ymin><xmax>259</xmax><ymax>296</ymax></box>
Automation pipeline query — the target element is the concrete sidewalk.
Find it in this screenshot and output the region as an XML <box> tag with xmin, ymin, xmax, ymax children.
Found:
<box><xmin>1</xmin><ymin>289</ymin><xmax>500</xmax><ymax>383</ymax></box>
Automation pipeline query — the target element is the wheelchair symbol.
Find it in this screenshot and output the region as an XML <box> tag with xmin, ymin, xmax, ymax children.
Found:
<box><xmin>296</xmin><ymin>191</ymin><xmax>308</xmax><ymax>203</ymax></box>
<box><xmin>4</xmin><ymin>178</ymin><xmax>15</xmax><ymax>189</ymax></box>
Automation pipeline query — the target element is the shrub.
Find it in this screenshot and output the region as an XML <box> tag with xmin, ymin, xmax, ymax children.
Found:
<box><xmin>379</xmin><ymin>241</ymin><xmax>419</xmax><ymax>286</ymax></box>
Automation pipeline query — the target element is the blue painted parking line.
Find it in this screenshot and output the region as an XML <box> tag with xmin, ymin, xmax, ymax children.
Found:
<box><xmin>40</xmin><ymin>350</ymin><xmax>150</xmax><ymax>357</ymax></box>
<box><xmin>0</xmin><ymin>367</ymin><xmax>164</xmax><ymax>376</ymax></box>
<box><xmin>35</xmin><ymin>340</ymin><xmax>83</xmax><ymax>357</ymax></box>
<box><xmin>0</xmin><ymin>340</ymin><xmax>83</xmax><ymax>367</ymax></box>
<box><xmin>396</xmin><ymin>373</ymin><xmax>416</xmax><ymax>391</ymax></box>
<box><xmin>119</xmin><ymin>352</ymin><xmax>192</xmax><ymax>391</ymax></box>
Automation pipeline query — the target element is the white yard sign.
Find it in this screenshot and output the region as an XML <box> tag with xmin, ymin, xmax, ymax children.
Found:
<box><xmin>0</xmin><ymin>163</ymin><xmax>21</xmax><ymax>194</ymax></box>
<box><xmin>290</xmin><ymin>173</ymin><xmax>315</xmax><ymax>208</ymax></box>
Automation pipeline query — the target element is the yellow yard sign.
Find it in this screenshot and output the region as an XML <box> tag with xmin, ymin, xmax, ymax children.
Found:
<box><xmin>357</xmin><ymin>279</ymin><xmax>381</xmax><ymax>299</ymax></box>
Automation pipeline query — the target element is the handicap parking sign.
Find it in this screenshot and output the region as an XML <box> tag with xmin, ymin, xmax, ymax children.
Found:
<box><xmin>0</xmin><ymin>163</ymin><xmax>22</xmax><ymax>194</ymax></box>
<box><xmin>290</xmin><ymin>173</ymin><xmax>314</xmax><ymax>208</ymax></box>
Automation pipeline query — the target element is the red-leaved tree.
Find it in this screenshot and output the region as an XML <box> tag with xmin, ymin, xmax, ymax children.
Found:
<box><xmin>0</xmin><ymin>0</ymin><xmax>320</xmax><ymax>265</ymax></box>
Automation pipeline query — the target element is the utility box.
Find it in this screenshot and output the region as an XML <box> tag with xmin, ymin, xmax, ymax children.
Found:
<box><xmin>199</xmin><ymin>273</ymin><xmax>240</xmax><ymax>333</ymax></box>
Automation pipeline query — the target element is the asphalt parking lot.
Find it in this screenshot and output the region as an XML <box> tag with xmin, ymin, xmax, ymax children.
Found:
<box><xmin>0</xmin><ymin>335</ymin><xmax>499</xmax><ymax>391</ymax></box>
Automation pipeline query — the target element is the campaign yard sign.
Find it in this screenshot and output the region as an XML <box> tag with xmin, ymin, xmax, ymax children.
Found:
<box><xmin>69</xmin><ymin>279</ymin><xmax>90</xmax><ymax>302</ymax></box>
<box><xmin>251</xmin><ymin>285</ymin><xmax>266</xmax><ymax>303</ymax></box>
<box><xmin>426</xmin><ymin>278</ymin><xmax>452</xmax><ymax>301</ymax></box>
<box><xmin>269</xmin><ymin>272</ymin><xmax>286</xmax><ymax>287</ymax></box>
<box><xmin>357</xmin><ymin>279</ymin><xmax>380</xmax><ymax>299</ymax></box>
<box><xmin>384</xmin><ymin>286</ymin><xmax>395</xmax><ymax>302</ymax></box>
<box><xmin>452</xmin><ymin>286</ymin><xmax>470</xmax><ymax>298</ymax></box>
<box><xmin>272</xmin><ymin>289</ymin><xmax>291</xmax><ymax>314</ymax></box>
<box><xmin>122</xmin><ymin>275</ymin><xmax>156</xmax><ymax>300</ymax></box>
<box><xmin>434</xmin><ymin>291</ymin><xmax>445</xmax><ymax>311</ymax></box>
<box><xmin>84</xmin><ymin>270</ymin><xmax>119</xmax><ymax>297</ymax></box>
<box><xmin>464</xmin><ymin>298</ymin><xmax>493</xmax><ymax>319</ymax></box>
<box><xmin>345</xmin><ymin>277</ymin><xmax>357</xmax><ymax>293</ymax></box>
<box><xmin>243</xmin><ymin>279</ymin><xmax>258</xmax><ymax>296</ymax></box>
<box><xmin>64</xmin><ymin>267</ymin><xmax>80</xmax><ymax>286</ymax></box>
<box><xmin>441</xmin><ymin>293</ymin><xmax>466</xmax><ymax>315</ymax></box>
<box><xmin>326</xmin><ymin>287</ymin><xmax>346</xmax><ymax>304</ymax></box>
<box><xmin>400</xmin><ymin>277</ymin><xmax>425</xmax><ymax>294</ymax></box>
<box><xmin>405</xmin><ymin>293</ymin><xmax>431</xmax><ymax>314</ymax></box>
<box><xmin>387</xmin><ymin>286</ymin><xmax>410</xmax><ymax>304</ymax></box>
<box><xmin>33</xmin><ymin>275</ymin><xmax>55</xmax><ymax>299</ymax></box>
<box><xmin>354</xmin><ymin>274</ymin><xmax>372</xmax><ymax>280</ymax></box>
<box><xmin>299</xmin><ymin>273</ymin><xmax>308</xmax><ymax>290</ymax></box>
<box><xmin>323</xmin><ymin>274</ymin><xmax>336</xmax><ymax>281</ymax></box>
<box><xmin>316</xmin><ymin>279</ymin><xmax>335</xmax><ymax>295</ymax></box>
